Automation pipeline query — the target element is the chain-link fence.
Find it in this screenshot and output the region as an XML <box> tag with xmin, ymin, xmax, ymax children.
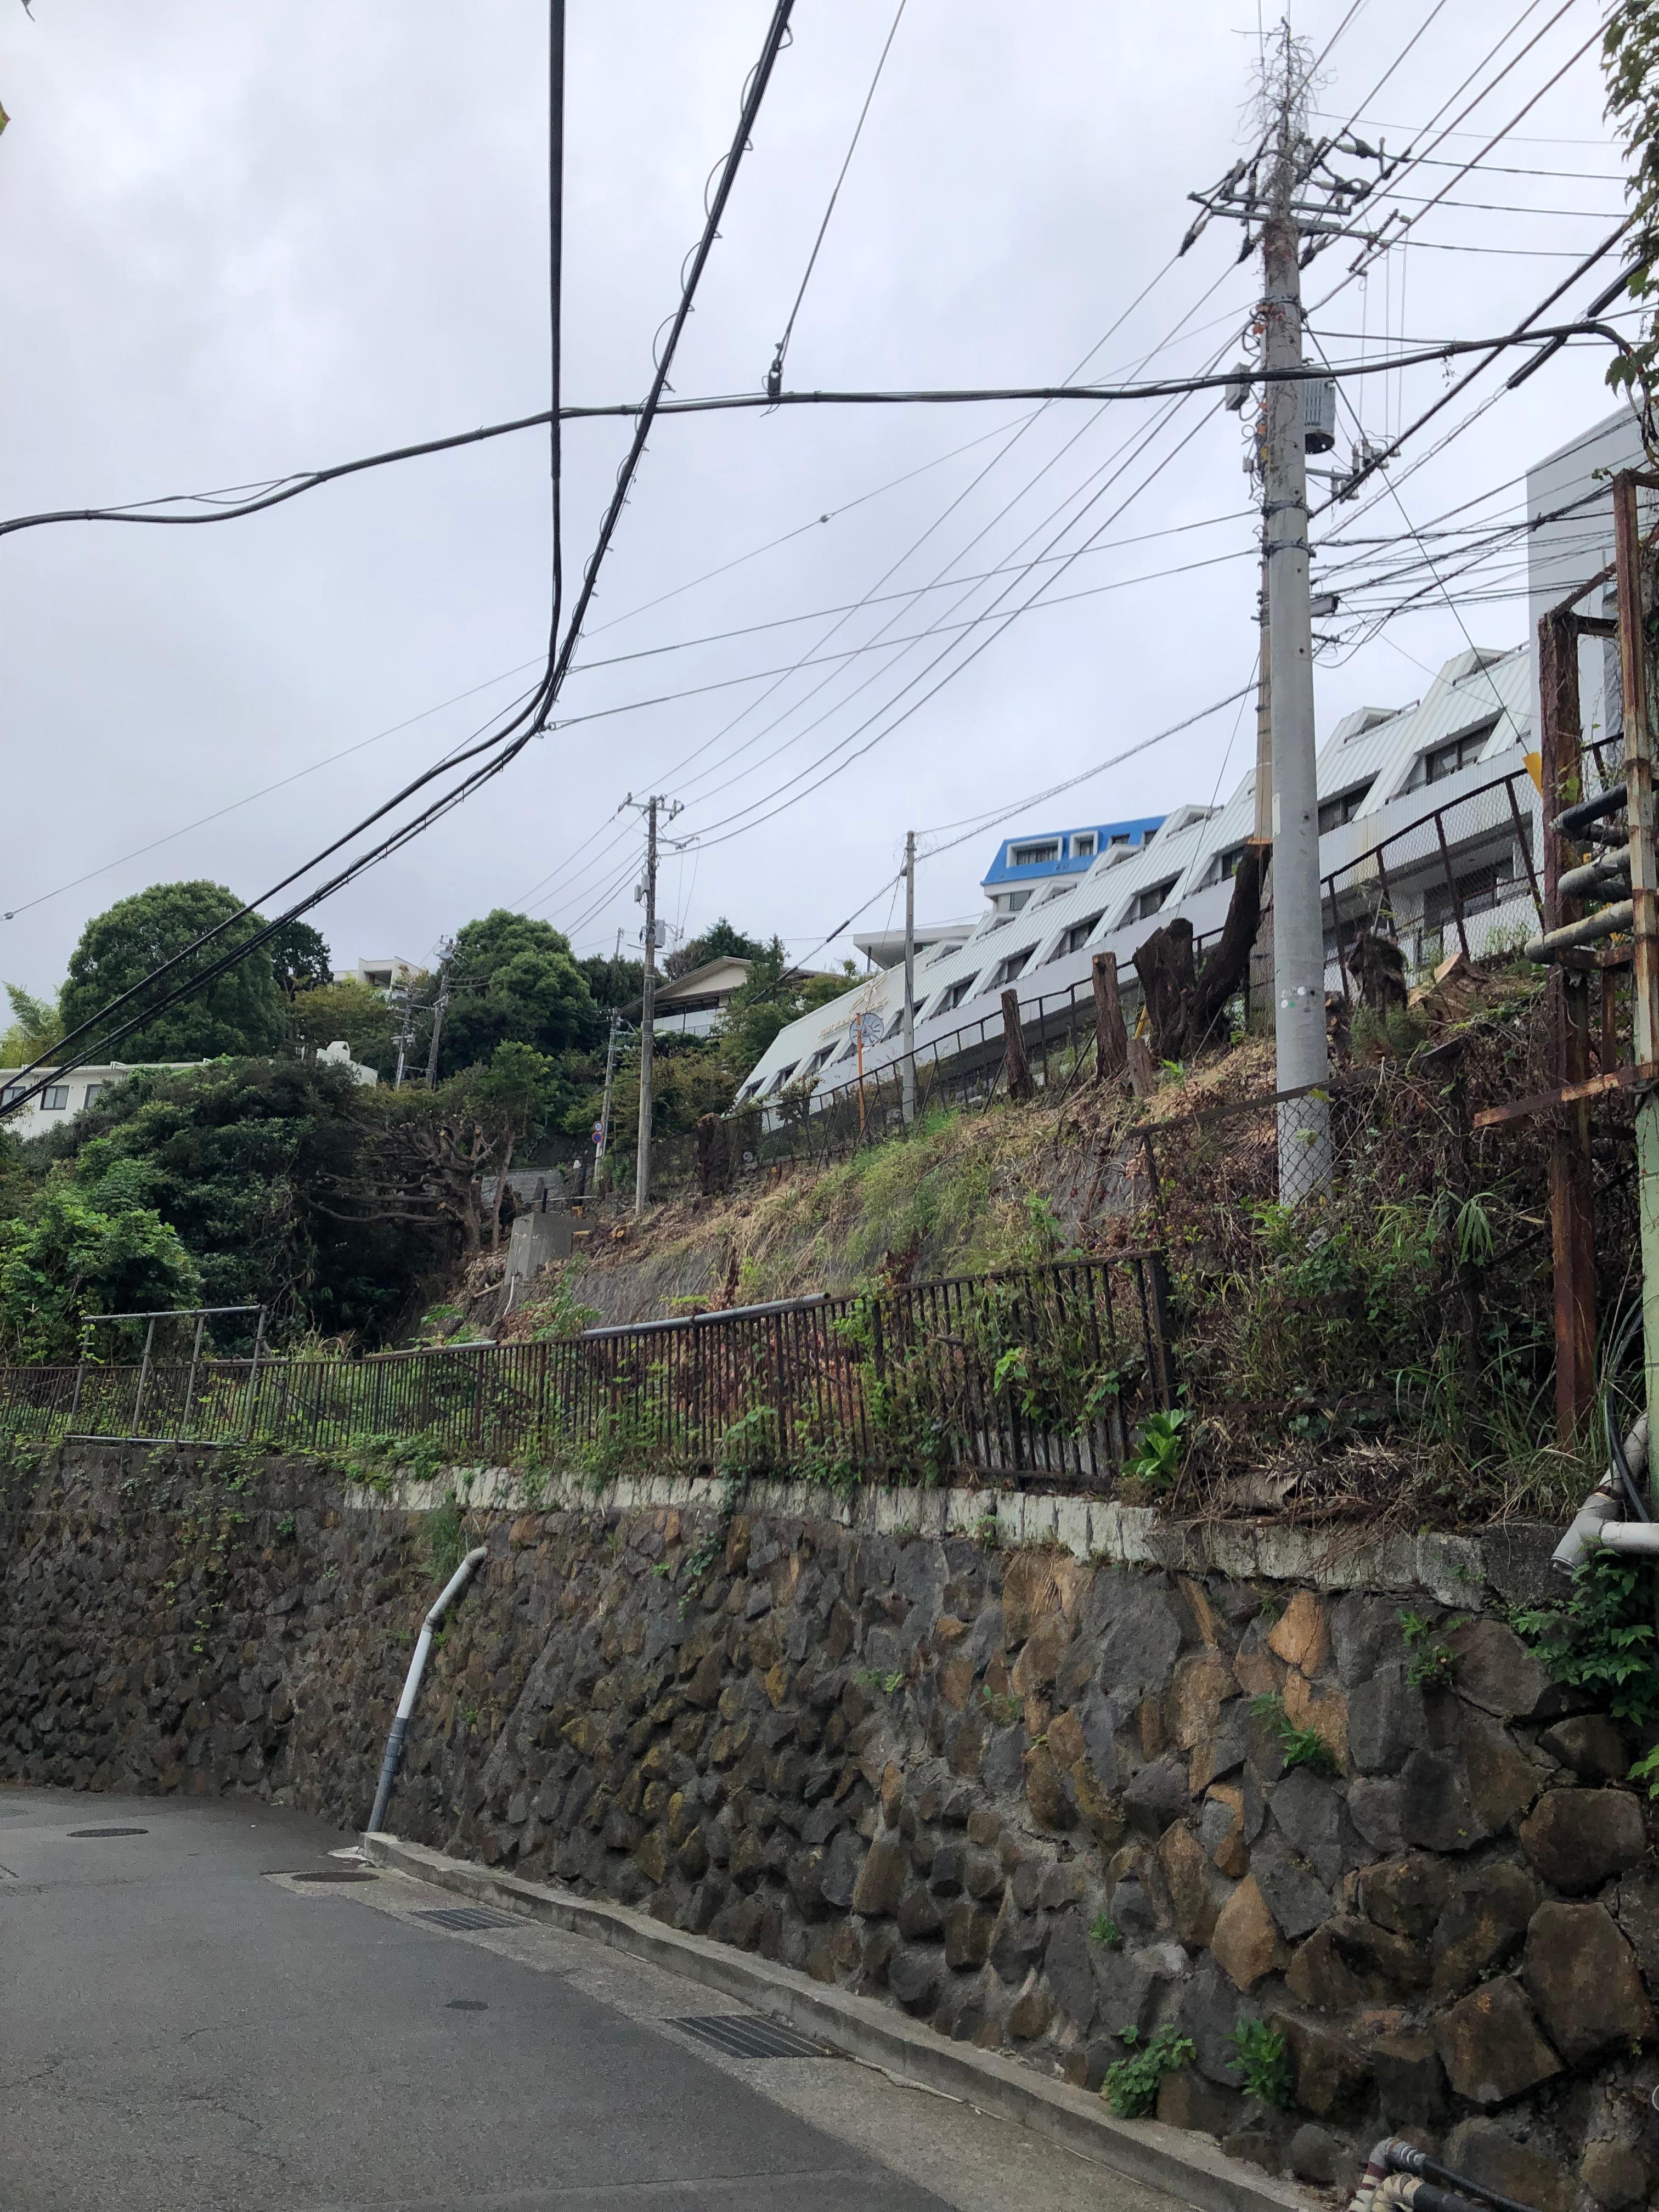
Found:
<box><xmin>1322</xmin><ymin>767</ymin><xmax>1543</xmax><ymax>1002</ymax></box>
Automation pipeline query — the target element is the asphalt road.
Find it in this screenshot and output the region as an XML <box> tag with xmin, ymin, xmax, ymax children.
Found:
<box><xmin>0</xmin><ymin>1785</ymin><xmax>1181</xmax><ymax>2212</ymax></box>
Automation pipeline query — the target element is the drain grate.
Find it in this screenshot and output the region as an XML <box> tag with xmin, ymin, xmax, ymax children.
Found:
<box><xmin>672</xmin><ymin>2014</ymin><xmax>827</xmax><ymax>2059</ymax></box>
<box><xmin>67</xmin><ymin>1826</ymin><xmax>149</xmax><ymax>1839</ymax></box>
<box><xmin>291</xmin><ymin>1869</ymin><xmax>379</xmax><ymax>1884</ymax></box>
<box><xmin>414</xmin><ymin>1905</ymin><xmax>518</xmax><ymax>1933</ymax></box>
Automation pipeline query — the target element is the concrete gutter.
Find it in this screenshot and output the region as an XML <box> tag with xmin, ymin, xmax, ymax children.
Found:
<box><xmin>363</xmin><ymin>1830</ymin><xmax>1314</xmax><ymax>2212</ymax></box>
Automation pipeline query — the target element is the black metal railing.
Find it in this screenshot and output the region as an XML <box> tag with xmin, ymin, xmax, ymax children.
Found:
<box><xmin>0</xmin><ymin>1254</ymin><xmax>1175</xmax><ymax>1493</ymax></box>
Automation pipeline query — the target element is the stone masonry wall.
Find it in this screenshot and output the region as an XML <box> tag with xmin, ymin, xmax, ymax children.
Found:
<box><xmin>5</xmin><ymin>1444</ymin><xmax>1659</xmax><ymax>2207</ymax></box>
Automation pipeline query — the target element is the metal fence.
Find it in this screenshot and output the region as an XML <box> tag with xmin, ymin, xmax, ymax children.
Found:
<box><xmin>0</xmin><ymin>1254</ymin><xmax>1175</xmax><ymax>1492</ymax></box>
<box><xmin>1322</xmin><ymin>767</ymin><xmax>1544</xmax><ymax>999</ymax></box>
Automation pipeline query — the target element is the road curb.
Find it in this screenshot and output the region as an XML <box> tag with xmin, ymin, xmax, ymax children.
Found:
<box><xmin>363</xmin><ymin>1830</ymin><xmax>1314</xmax><ymax>2212</ymax></box>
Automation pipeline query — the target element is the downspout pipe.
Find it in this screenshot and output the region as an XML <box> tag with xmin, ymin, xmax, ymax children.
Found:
<box><xmin>1553</xmin><ymin>1413</ymin><xmax>1649</xmax><ymax>1574</ymax></box>
<box><xmin>365</xmin><ymin>1545</ymin><xmax>488</xmax><ymax>1835</ymax></box>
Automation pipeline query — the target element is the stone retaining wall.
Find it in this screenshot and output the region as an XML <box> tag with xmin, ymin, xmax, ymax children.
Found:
<box><xmin>4</xmin><ymin>1443</ymin><xmax>1659</xmax><ymax>2208</ymax></box>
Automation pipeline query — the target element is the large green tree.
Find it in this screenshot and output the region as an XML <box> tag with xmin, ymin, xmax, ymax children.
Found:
<box><xmin>58</xmin><ymin>881</ymin><xmax>287</xmax><ymax>1063</ymax></box>
<box><xmin>267</xmin><ymin>920</ymin><xmax>332</xmax><ymax>999</ymax></box>
<box><xmin>20</xmin><ymin>1057</ymin><xmax>444</xmax><ymax>1345</ymax></box>
<box><xmin>0</xmin><ymin>1153</ymin><xmax>201</xmax><ymax>1363</ymax></box>
<box><xmin>438</xmin><ymin>910</ymin><xmax>598</xmax><ymax>1074</ymax></box>
<box><xmin>288</xmin><ymin>976</ymin><xmax>397</xmax><ymax>1076</ymax></box>
<box><xmin>1605</xmin><ymin>3</ymin><xmax>1659</xmax><ymax>443</ymax></box>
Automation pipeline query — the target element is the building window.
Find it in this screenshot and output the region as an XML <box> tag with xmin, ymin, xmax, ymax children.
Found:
<box><xmin>935</xmin><ymin>976</ymin><xmax>979</xmax><ymax>1016</ymax></box>
<box><xmin>42</xmin><ymin>1086</ymin><xmax>69</xmax><ymax>1111</ymax></box>
<box><xmin>1418</xmin><ymin>719</ymin><xmax>1498</xmax><ymax>788</ymax></box>
<box><xmin>1128</xmin><ymin>879</ymin><xmax>1177</xmax><ymax>923</ymax></box>
<box><xmin>82</xmin><ymin>1083</ymin><xmax>104</xmax><ymax>1107</ymax></box>
<box><xmin>990</xmin><ymin>949</ymin><xmax>1033</xmax><ymax>989</ymax></box>
<box><xmin>1070</xmin><ymin>832</ymin><xmax>1097</xmax><ymax>860</ymax></box>
<box><xmin>806</xmin><ymin>1044</ymin><xmax>838</xmax><ymax>1075</ymax></box>
<box><xmin>1318</xmin><ymin>781</ymin><xmax>1373</xmax><ymax>833</ymax></box>
<box><xmin>1009</xmin><ymin>839</ymin><xmax>1059</xmax><ymax>867</ymax></box>
<box><xmin>1054</xmin><ymin>913</ymin><xmax>1104</xmax><ymax>958</ymax></box>
<box><xmin>1212</xmin><ymin>843</ymin><xmax>1249</xmax><ymax>884</ymax></box>
<box><xmin>2</xmin><ymin>1083</ymin><xmax>26</xmax><ymax>1107</ymax></box>
<box><xmin>1109</xmin><ymin>832</ymin><xmax>1131</xmax><ymax>848</ymax></box>
<box><xmin>1422</xmin><ymin>853</ymin><xmax>1522</xmax><ymax>932</ymax></box>
<box><xmin>767</xmin><ymin>1062</ymin><xmax>799</xmax><ymax>1094</ymax></box>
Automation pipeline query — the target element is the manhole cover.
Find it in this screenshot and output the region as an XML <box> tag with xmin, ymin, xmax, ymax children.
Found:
<box><xmin>672</xmin><ymin>2014</ymin><xmax>826</xmax><ymax>2059</ymax></box>
<box><xmin>414</xmin><ymin>1905</ymin><xmax>517</xmax><ymax>1933</ymax></box>
<box><xmin>290</xmin><ymin>1868</ymin><xmax>379</xmax><ymax>1884</ymax></box>
<box><xmin>446</xmin><ymin>1999</ymin><xmax>488</xmax><ymax>2011</ymax></box>
<box><xmin>67</xmin><ymin>1826</ymin><xmax>149</xmax><ymax>1839</ymax></box>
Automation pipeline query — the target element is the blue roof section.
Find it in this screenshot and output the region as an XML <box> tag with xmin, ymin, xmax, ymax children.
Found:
<box><xmin>980</xmin><ymin>817</ymin><xmax>1166</xmax><ymax>890</ymax></box>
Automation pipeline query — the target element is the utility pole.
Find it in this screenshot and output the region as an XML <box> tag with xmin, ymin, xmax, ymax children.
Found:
<box><xmin>424</xmin><ymin>940</ymin><xmax>453</xmax><ymax>1088</ymax></box>
<box><xmin>391</xmin><ymin>986</ymin><xmax>415</xmax><ymax>1090</ymax></box>
<box><xmin>596</xmin><ymin>1009</ymin><xmax>621</xmax><ymax>1163</ymax></box>
<box><xmin>901</xmin><ymin>830</ymin><xmax>917</xmax><ymax>1125</ymax></box>
<box><xmin>1258</xmin><ymin>38</ymin><xmax>1330</xmax><ymax>1200</ymax></box>
<box><xmin>625</xmin><ymin>793</ymin><xmax>682</xmax><ymax>1217</ymax></box>
<box><xmin>1180</xmin><ymin>31</ymin><xmax>1393</xmax><ymax>1200</ymax></box>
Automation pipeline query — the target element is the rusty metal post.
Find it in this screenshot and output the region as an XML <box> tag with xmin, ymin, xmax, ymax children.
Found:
<box><xmin>1001</xmin><ymin>989</ymin><xmax>1035</xmax><ymax>1102</ymax></box>
<box><xmin>1432</xmin><ymin>809</ymin><xmax>1471</xmax><ymax>962</ymax></box>
<box><xmin>1540</xmin><ymin>606</ymin><xmax>1597</xmax><ymax>1446</ymax></box>
<box><xmin>1091</xmin><ymin>952</ymin><xmax>1127</xmax><ymax>1085</ymax></box>
<box><xmin>1615</xmin><ymin>471</ymin><xmax>1659</xmax><ymax>1500</ymax></box>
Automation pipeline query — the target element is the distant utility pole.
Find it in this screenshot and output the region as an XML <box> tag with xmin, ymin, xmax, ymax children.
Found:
<box><xmin>596</xmin><ymin>1009</ymin><xmax>621</xmax><ymax>1163</ymax></box>
<box><xmin>424</xmin><ymin>940</ymin><xmax>453</xmax><ymax>1087</ymax></box>
<box><xmin>901</xmin><ymin>831</ymin><xmax>917</xmax><ymax>1125</ymax></box>
<box><xmin>391</xmin><ymin>986</ymin><xmax>415</xmax><ymax>1090</ymax></box>
<box><xmin>1181</xmin><ymin>26</ymin><xmax>1393</xmax><ymax>1200</ymax></box>
<box><xmin>625</xmin><ymin>792</ymin><xmax>682</xmax><ymax>1218</ymax></box>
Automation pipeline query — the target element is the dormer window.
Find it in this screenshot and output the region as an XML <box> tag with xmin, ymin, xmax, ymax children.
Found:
<box><xmin>1070</xmin><ymin>832</ymin><xmax>1096</xmax><ymax>860</ymax></box>
<box><xmin>1317</xmin><ymin>780</ymin><xmax>1373</xmax><ymax>833</ymax></box>
<box><xmin>1009</xmin><ymin>839</ymin><xmax>1060</xmax><ymax>867</ymax></box>
<box><xmin>1415</xmin><ymin>719</ymin><xmax>1498</xmax><ymax>788</ymax></box>
<box><xmin>1212</xmin><ymin>843</ymin><xmax>1249</xmax><ymax>884</ymax></box>
<box><xmin>1127</xmin><ymin>878</ymin><xmax>1177</xmax><ymax>923</ymax></box>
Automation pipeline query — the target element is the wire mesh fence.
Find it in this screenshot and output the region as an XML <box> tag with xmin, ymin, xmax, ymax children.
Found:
<box><xmin>0</xmin><ymin>1254</ymin><xmax>1175</xmax><ymax>1493</ymax></box>
<box><xmin>1322</xmin><ymin>767</ymin><xmax>1543</xmax><ymax>1000</ymax></box>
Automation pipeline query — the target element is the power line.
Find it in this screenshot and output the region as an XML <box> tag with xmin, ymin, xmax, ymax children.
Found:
<box><xmin>768</xmin><ymin>0</ymin><xmax>909</xmax><ymax>394</ymax></box>
<box><xmin>2</xmin><ymin>0</ymin><xmax>796</xmax><ymax>1118</ymax></box>
<box><xmin>0</xmin><ymin>320</ymin><xmax>1633</xmax><ymax>557</ymax></box>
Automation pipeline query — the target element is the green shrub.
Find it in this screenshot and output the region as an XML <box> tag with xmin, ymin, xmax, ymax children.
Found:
<box><xmin>1101</xmin><ymin>2025</ymin><xmax>1195</xmax><ymax>2118</ymax></box>
<box><xmin>1513</xmin><ymin>1545</ymin><xmax>1659</xmax><ymax>1724</ymax></box>
<box><xmin>1227</xmin><ymin>2020</ymin><xmax>1292</xmax><ymax>2107</ymax></box>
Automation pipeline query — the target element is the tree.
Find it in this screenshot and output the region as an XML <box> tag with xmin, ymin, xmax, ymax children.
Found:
<box><xmin>0</xmin><ymin>983</ymin><xmax>63</xmax><ymax>1069</ymax></box>
<box><xmin>578</xmin><ymin>949</ymin><xmax>644</xmax><ymax>1012</ymax></box>
<box><xmin>59</xmin><ymin>881</ymin><xmax>287</xmax><ymax>1063</ymax></box>
<box><xmin>267</xmin><ymin>921</ymin><xmax>332</xmax><ymax>999</ymax></box>
<box><xmin>288</xmin><ymin>977</ymin><xmax>397</xmax><ymax>1076</ymax></box>
<box><xmin>715</xmin><ymin>941</ymin><xmax>858</xmax><ymax>1088</ymax></box>
<box><xmin>1604</xmin><ymin>4</ymin><xmax>1659</xmax><ymax>447</ymax></box>
<box><xmin>438</xmin><ymin>910</ymin><xmax>599</xmax><ymax>1074</ymax></box>
<box><xmin>664</xmin><ymin>916</ymin><xmax>764</xmax><ymax>982</ymax></box>
<box><xmin>1131</xmin><ymin>847</ymin><xmax>1263</xmax><ymax>1062</ymax></box>
<box><xmin>15</xmin><ymin>1058</ymin><xmax>445</xmax><ymax>1345</ymax></box>
<box><xmin>0</xmin><ymin>1154</ymin><xmax>201</xmax><ymax>1362</ymax></box>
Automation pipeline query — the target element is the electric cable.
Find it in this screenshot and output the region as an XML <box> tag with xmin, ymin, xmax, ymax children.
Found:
<box><xmin>2</xmin><ymin>0</ymin><xmax>795</xmax><ymax>1116</ymax></box>
<box><xmin>767</xmin><ymin>0</ymin><xmax>909</xmax><ymax>394</ymax></box>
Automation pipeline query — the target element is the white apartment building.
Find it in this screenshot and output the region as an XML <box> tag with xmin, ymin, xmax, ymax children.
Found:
<box><xmin>735</xmin><ymin>642</ymin><xmax>1538</xmax><ymax>1110</ymax></box>
<box><xmin>737</xmin><ymin>404</ymin><xmax>1656</xmax><ymax>1116</ymax></box>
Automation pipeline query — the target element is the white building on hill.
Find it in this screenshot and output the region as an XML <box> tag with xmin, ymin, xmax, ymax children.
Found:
<box><xmin>734</xmin><ymin>639</ymin><xmax>1539</xmax><ymax>1110</ymax></box>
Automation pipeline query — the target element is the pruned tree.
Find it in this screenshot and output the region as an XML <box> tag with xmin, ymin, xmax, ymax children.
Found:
<box><xmin>1131</xmin><ymin>846</ymin><xmax>1265</xmax><ymax>1062</ymax></box>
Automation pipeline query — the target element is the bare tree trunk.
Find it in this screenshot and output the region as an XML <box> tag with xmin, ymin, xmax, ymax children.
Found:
<box><xmin>1131</xmin><ymin>848</ymin><xmax>1265</xmax><ymax>1062</ymax></box>
<box><xmin>488</xmin><ymin>1128</ymin><xmax>515</xmax><ymax>1249</ymax></box>
<box><xmin>1091</xmin><ymin>952</ymin><xmax>1127</xmax><ymax>1085</ymax></box>
<box><xmin>1001</xmin><ymin>989</ymin><xmax>1035</xmax><ymax>1102</ymax></box>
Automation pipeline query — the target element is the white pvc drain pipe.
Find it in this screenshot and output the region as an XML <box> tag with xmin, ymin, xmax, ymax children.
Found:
<box><xmin>366</xmin><ymin>1546</ymin><xmax>489</xmax><ymax>1835</ymax></box>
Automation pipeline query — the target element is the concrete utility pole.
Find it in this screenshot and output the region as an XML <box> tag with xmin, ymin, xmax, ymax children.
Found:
<box><xmin>424</xmin><ymin>941</ymin><xmax>453</xmax><ymax>1088</ymax></box>
<box><xmin>1181</xmin><ymin>30</ymin><xmax>1394</xmax><ymax>1199</ymax></box>
<box><xmin>596</xmin><ymin>1009</ymin><xmax>621</xmax><ymax>1164</ymax></box>
<box><xmin>901</xmin><ymin>830</ymin><xmax>917</xmax><ymax>1125</ymax></box>
<box><xmin>1259</xmin><ymin>28</ymin><xmax>1330</xmax><ymax>1199</ymax></box>
<box><xmin>627</xmin><ymin>793</ymin><xmax>682</xmax><ymax>1218</ymax></box>
<box><xmin>392</xmin><ymin>986</ymin><xmax>415</xmax><ymax>1090</ymax></box>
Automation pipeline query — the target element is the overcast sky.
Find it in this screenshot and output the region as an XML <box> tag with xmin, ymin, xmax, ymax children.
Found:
<box><xmin>0</xmin><ymin>1</ymin><xmax>1631</xmax><ymax>1001</ymax></box>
